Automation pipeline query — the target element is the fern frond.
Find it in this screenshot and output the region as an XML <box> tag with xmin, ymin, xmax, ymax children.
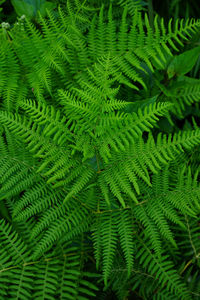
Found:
<box><xmin>0</xmin><ymin>219</ymin><xmax>29</xmax><ymax>264</ymax></box>
<box><xmin>98</xmin><ymin>129</ymin><xmax>200</xmax><ymax>206</ymax></box>
<box><xmin>177</xmin><ymin>216</ymin><xmax>200</xmax><ymax>260</ymax></box>
<box><xmin>0</xmin><ymin>221</ymin><xmax>98</xmax><ymax>299</ymax></box>
<box><xmin>101</xmin><ymin>213</ymin><xmax>118</xmax><ymax>286</ymax></box>
<box><xmin>117</xmin><ymin>209</ymin><xmax>134</xmax><ymax>276</ymax></box>
<box><xmin>160</xmin><ymin>77</ymin><xmax>200</xmax><ymax>117</ymax></box>
<box><xmin>32</xmin><ymin>200</ymin><xmax>92</xmax><ymax>259</ymax></box>
<box><xmin>0</xmin><ymin>35</ymin><xmax>20</xmax><ymax>111</ymax></box>
<box><xmin>136</xmin><ymin>237</ymin><xmax>190</xmax><ymax>299</ymax></box>
<box><xmin>13</xmin><ymin>185</ymin><xmax>64</xmax><ymax>221</ymax></box>
<box><xmin>0</xmin><ymin>4</ymin><xmax>200</xmax><ymax>298</ymax></box>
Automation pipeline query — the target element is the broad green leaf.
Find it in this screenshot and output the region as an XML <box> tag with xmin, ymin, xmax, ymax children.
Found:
<box><xmin>11</xmin><ymin>0</ymin><xmax>55</xmax><ymax>19</ymax></box>
<box><xmin>167</xmin><ymin>46</ymin><xmax>200</xmax><ymax>79</ymax></box>
<box><xmin>11</xmin><ymin>0</ymin><xmax>35</xmax><ymax>18</ymax></box>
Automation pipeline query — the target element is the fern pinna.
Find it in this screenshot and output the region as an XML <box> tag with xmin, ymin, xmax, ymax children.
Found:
<box><xmin>0</xmin><ymin>1</ymin><xmax>200</xmax><ymax>299</ymax></box>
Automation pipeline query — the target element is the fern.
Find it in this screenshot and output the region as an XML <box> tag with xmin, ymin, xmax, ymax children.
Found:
<box><xmin>0</xmin><ymin>220</ymin><xmax>98</xmax><ymax>299</ymax></box>
<box><xmin>135</xmin><ymin>237</ymin><xmax>190</xmax><ymax>300</ymax></box>
<box><xmin>0</xmin><ymin>1</ymin><xmax>200</xmax><ymax>299</ymax></box>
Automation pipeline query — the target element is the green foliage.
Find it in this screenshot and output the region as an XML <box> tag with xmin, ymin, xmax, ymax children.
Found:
<box><xmin>11</xmin><ymin>0</ymin><xmax>56</xmax><ymax>19</ymax></box>
<box><xmin>0</xmin><ymin>2</ymin><xmax>200</xmax><ymax>299</ymax></box>
<box><xmin>167</xmin><ymin>46</ymin><xmax>200</xmax><ymax>79</ymax></box>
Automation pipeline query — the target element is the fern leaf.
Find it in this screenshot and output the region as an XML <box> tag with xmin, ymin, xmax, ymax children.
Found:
<box><xmin>0</xmin><ymin>219</ymin><xmax>29</xmax><ymax>264</ymax></box>
<box><xmin>136</xmin><ymin>237</ymin><xmax>190</xmax><ymax>299</ymax></box>
<box><xmin>117</xmin><ymin>210</ymin><xmax>134</xmax><ymax>276</ymax></box>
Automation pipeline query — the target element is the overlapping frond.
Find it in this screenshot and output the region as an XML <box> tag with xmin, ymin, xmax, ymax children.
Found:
<box><xmin>92</xmin><ymin>210</ymin><xmax>134</xmax><ymax>285</ymax></box>
<box><xmin>0</xmin><ymin>221</ymin><xmax>98</xmax><ymax>299</ymax></box>
<box><xmin>136</xmin><ymin>237</ymin><xmax>190</xmax><ymax>300</ymax></box>
<box><xmin>0</xmin><ymin>3</ymin><xmax>200</xmax><ymax>299</ymax></box>
<box><xmin>157</xmin><ymin>77</ymin><xmax>200</xmax><ymax>117</ymax></box>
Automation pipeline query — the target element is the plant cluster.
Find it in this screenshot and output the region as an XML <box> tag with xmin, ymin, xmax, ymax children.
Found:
<box><xmin>0</xmin><ymin>1</ymin><xmax>200</xmax><ymax>299</ymax></box>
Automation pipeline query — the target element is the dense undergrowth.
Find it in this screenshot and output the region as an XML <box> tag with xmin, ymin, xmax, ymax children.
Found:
<box><xmin>0</xmin><ymin>0</ymin><xmax>200</xmax><ymax>299</ymax></box>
